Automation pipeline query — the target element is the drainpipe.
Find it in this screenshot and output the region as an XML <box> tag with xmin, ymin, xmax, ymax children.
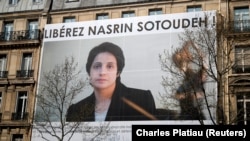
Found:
<box><xmin>43</xmin><ymin>0</ymin><xmax>53</xmax><ymax>24</ymax></box>
<box><xmin>47</xmin><ymin>0</ymin><xmax>53</xmax><ymax>24</ymax></box>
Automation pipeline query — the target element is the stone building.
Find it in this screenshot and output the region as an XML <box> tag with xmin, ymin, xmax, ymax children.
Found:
<box><xmin>0</xmin><ymin>0</ymin><xmax>249</xmax><ymax>140</ymax></box>
<box><xmin>0</xmin><ymin>0</ymin><xmax>49</xmax><ymax>140</ymax></box>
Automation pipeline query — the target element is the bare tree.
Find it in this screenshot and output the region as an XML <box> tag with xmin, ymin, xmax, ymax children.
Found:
<box><xmin>33</xmin><ymin>56</ymin><xmax>110</xmax><ymax>141</ymax></box>
<box><xmin>158</xmin><ymin>12</ymin><xmax>234</xmax><ymax>125</ymax></box>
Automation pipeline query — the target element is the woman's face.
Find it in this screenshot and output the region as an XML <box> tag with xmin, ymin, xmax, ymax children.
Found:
<box><xmin>89</xmin><ymin>52</ymin><xmax>118</xmax><ymax>90</ymax></box>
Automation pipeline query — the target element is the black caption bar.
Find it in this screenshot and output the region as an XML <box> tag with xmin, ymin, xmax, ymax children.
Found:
<box><xmin>132</xmin><ymin>125</ymin><xmax>250</xmax><ymax>141</ymax></box>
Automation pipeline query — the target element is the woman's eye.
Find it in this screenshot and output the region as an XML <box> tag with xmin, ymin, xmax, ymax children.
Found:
<box><xmin>107</xmin><ymin>64</ymin><xmax>114</xmax><ymax>70</ymax></box>
<box><xmin>93</xmin><ymin>64</ymin><xmax>101</xmax><ymax>69</ymax></box>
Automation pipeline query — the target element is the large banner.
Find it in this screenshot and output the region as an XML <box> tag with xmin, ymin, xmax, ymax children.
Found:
<box><xmin>32</xmin><ymin>11</ymin><xmax>217</xmax><ymax>141</ymax></box>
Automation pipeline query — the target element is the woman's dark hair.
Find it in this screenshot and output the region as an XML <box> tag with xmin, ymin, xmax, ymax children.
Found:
<box><xmin>86</xmin><ymin>42</ymin><xmax>125</xmax><ymax>76</ymax></box>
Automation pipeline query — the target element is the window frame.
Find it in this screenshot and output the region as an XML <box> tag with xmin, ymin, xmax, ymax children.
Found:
<box><xmin>15</xmin><ymin>91</ymin><xmax>28</xmax><ymax>120</ymax></box>
<box><xmin>236</xmin><ymin>93</ymin><xmax>250</xmax><ymax>125</ymax></box>
<box><xmin>0</xmin><ymin>92</ymin><xmax>2</xmax><ymax>111</ymax></box>
<box><xmin>122</xmin><ymin>11</ymin><xmax>135</xmax><ymax>18</ymax></box>
<box><xmin>187</xmin><ymin>5</ymin><xmax>202</xmax><ymax>12</ymax></box>
<box><xmin>4</xmin><ymin>21</ymin><xmax>14</xmax><ymax>41</ymax></box>
<box><xmin>12</xmin><ymin>134</ymin><xmax>23</xmax><ymax>141</ymax></box>
<box><xmin>96</xmin><ymin>13</ymin><xmax>109</xmax><ymax>20</ymax></box>
<box><xmin>148</xmin><ymin>8</ymin><xmax>163</xmax><ymax>16</ymax></box>
<box><xmin>0</xmin><ymin>54</ymin><xmax>7</xmax><ymax>78</ymax></box>
<box><xmin>234</xmin><ymin>46</ymin><xmax>250</xmax><ymax>73</ymax></box>
<box><xmin>65</xmin><ymin>0</ymin><xmax>80</xmax><ymax>3</ymax></box>
<box><xmin>21</xmin><ymin>53</ymin><xmax>32</xmax><ymax>71</ymax></box>
<box><xmin>234</xmin><ymin>6</ymin><xmax>250</xmax><ymax>32</ymax></box>
<box><xmin>33</xmin><ymin>0</ymin><xmax>42</xmax><ymax>3</ymax></box>
<box><xmin>28</xmin><ymin>20</ymin><xmax>39</xmax><ymax>39</ymax></box>
<box><xmin>9</xmin><ymin>0</ymin><xmax>18</xmax><ymax>5</ymax></box>
<box><xmin>63</xmin><ymin>17</ymin><xmax>76</xmax><ymax>23</ymax></box>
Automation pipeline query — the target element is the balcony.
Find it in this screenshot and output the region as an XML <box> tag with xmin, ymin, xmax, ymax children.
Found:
<box><xmin>16</xmin><ymin>70</ymin><xmax>34</xmax><ymax>78</ymax></box>
<box><xmin>0</xmin><ymin>29</ymin><xmax>40</xmax><ymax>41</ymax></box>
<box><xmin>0</xmin><ymin>29</ymin><xmax>41</xmax><ymax>47</ymax></box>
<box><xmin>232</xmin><ymin>65</ymin><xmax>250</xmax><ymax>74</ymax></box>
<box><xmin>0</xmin><ymin>71</ymin><xmax>8</xmax><ymax>78</ymax></box>
<box><xmin>11</xmin><ymin>112</ymin><xmax>29</xmax><ymax>121</ymax></box>
<box><xmin>229</xmin><ymin>20</ymin><xmax>250</xmax><ymax>33</ymax></box>
<box><xmin>7</xmin><ymin>70</ymin><xmax>35</xmax><ymax>85</ymax></box>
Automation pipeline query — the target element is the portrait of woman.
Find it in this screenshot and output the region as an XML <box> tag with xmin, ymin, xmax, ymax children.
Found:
<box><xmin>66</xmin><ymin>42</ymin><xmax>157</xmax><ymax>122</ymax></box>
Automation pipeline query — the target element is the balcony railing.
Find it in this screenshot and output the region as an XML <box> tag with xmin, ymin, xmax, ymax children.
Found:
<box><xmin>0</xmin><ymin>29</ymin><xmax>40</xmax><ymax>42</ymax></box>
<box><xmin>232</xmin><ymin>65</ymin><xmax>250</xmax><ymax>74</ymax></box>
<box><xmin>0</xmin><ymin>71</ymin><xmax>8</xmax><ymax>78</ymax></box>
<box><xmin>11</xmin><ymin>112</ymin><xmax>28</xmax><ymax>120</ymax></box>
<box><xmin>16</xmin><ymin>70</ymin><xmax>34</xmax><ymax>78</ymax></box>
<box><xmin>229</xmin><ymin>20</ymin><xmax>250</xmax><ymax>33</ymax></box>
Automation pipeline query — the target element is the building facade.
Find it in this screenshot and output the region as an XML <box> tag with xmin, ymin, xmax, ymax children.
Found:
<box><xmin>0</xmin><ymin>0</ymin><xmax>50</xmax><ymax>140</ymax></box>
<box><xmin>225</xmin><ymin>0</ymin><xmax>250</xmax><ymax>125</ymax></box>
<box><xmin>0</xmin><ymin>0</ymin><xmax>249</xmax><ymax>140</ymax></box>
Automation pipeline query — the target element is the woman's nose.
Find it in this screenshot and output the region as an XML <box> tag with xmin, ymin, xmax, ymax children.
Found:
<box><xmin>99</xmin><ymin>66</ymin><xmax>107</xmax><ymax>74</ymax></box>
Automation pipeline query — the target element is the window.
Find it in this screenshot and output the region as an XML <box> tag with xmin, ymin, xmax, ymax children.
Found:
<box><xmin>33</xmin><ymin>0</ymin><xmax>42</xmax><ymax>4</ymax></box>
<box><xmin>234</xmin><ymin>7</ymin><xmax>250</xmax><ymax>32</ymax></box>
<box><xmin>122</xmin><ymin>11</ymin><xmax>135</xmax><ymax>18</ymax></box>
<box><xmin>21</xmin><ymin>53</ymin><xmax>32</xmax><ymax>77</ymax></box>
<box><xmin>15</xmin><ymin>92</ymin><xmax>27</xmax><ymax>120</ymax></box>
<box><xmin>148</xmin><ymin>8</ymin><xmax>162</xmax><ymax>16</ymax></box>
<box><xmin>237</xmin><ymin>93</ymin><xmax>250</xmax><ymax>125</ymax></box>
<box><xmin>16</xmin><ymin>53</ymin><xmax>33</xmax><ymax>78</ymax></box>
<box><xmin>96</xmin><ymin>13</ymin><xmax>109</xmax><ymax>20</ymax></box>
<box><xmin>21</xmin><ymin>53</ymin><xmax>32</xmax><ymax>71</ymax></box>
<box><xmin>234</xmin><ymin>46</ymin><xmax>250</xmax><ymax>73</ymax></box>
<box><xmin>0</xmin><ymin>92</ymin><xmax>2</xmax><ymax>121</ymax></box>
<box><xmin>63</xmin><ymin>17</ymin><xmax>76</xmax><ymax>23</ymax></box>
<box><xmin>4</xmin><ymin>22</ymin><xmax>13</xmax><ymax>41</ymax></box>
<box><xmin>0</xmin><ymin>92</ymin><xmax>2</xmax><ymax>110</ymax></box>
<box><xmin>12</xmin><ymin>134</ymin><xmax>23</xmax><ymax>141</ymax></box>
<box><xmin>187</xmin><ymin>5</ymin><xmax>202</xmax><ymax>12</ymax></box>
<box><xmin>28</xmin><ymin>20</ymin><xmax>38</xmax><ymax>39</ymax></box>
<box><xmin>66</xmin><ymin>0</ymin><xmax>79</xmax><ymax>2</ymax></box>
<box><xmin>9</xmin><ymin>0</ymin><xmax>18</xmax><ymax>5</ymax></box>
<box><xmin>0</xmin><ymin>54</ymin><xmax>7</xmax><ymax>78</ymax></box>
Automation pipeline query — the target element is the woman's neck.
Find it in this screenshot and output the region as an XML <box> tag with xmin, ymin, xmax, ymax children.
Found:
<box><xmin>94</xmin><ymin>83</ymin><xmax>116</xmax><ymax>102</ymax></box>
<box><xmin>94</xmin><ymin>84</ymin><xmax>115</xmax><ymax>114</ymax></box>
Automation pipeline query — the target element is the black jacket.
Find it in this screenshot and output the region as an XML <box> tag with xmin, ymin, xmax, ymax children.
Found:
<box><xmin>66</xmin><ymin>82</ymin><xmax>156</xmax><ymax>121</ymax></box>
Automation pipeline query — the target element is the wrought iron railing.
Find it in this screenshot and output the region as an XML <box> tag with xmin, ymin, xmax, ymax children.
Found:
<box><xmin>11</xmin><ymin>112</ymin><xmax>28</xmax><ymax>120</ymax></box>
<box><xmin>229</xmin><ymin>20</ymin><xmax>250</xmax><ymax>33</ymax></box>
<box><xmin>0</xmin><ymin>29</ymin><xmax>40</xmax><ymax>41</ymax></box>
<box><xmin>16</xmin><ymin>70</ymin><xmax>34</xmax><ymax>78</ymax></box>
<box><xmin>232</xmin><ymin>65</ymin><xmax>250</xmax><ymax>74</ymax></box>
<box><xmin>0</xmin><ymin>71</ymin><xmax>8</xmax><ymax>78</ymax></box>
